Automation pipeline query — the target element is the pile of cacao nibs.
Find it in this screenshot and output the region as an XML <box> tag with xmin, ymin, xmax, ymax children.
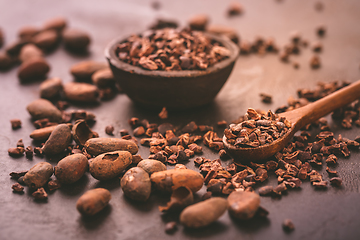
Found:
<box><xmin>224</xmin><ymin>108</ymin><xmax>291</xmax><ymax>148</ymax></box>
<box><xmin>115</xmin><ymin>28</ymin><xmax>231</xmax><ymax>71</ymax></box>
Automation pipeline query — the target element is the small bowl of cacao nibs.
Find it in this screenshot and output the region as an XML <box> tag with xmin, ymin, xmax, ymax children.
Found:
<box><xmin>105</xmin><ymin>28</ymin><xmax>239</xmax><ymax>109</ymax></box>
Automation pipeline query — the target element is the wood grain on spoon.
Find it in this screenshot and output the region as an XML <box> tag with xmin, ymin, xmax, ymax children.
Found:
<box><xmin>224</xmin><ymin>79</ymin><xmax>360</xmax><ymax>163</ymax></box>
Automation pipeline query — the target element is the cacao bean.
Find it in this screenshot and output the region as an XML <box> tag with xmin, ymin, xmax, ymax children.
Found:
<box><xmin>43</xmin><ymin>17</ymin><xmax>67</xmax><ymax>32</ymax></box>
<box><xmin>76</xmin><ymin>188</ymin><xmax>111</xmax><ymax>215</ymax></box>
<box><xmin>72</xmin><ymin>119</ymin><xmax>97</xmax><ymax>146</ymax></box>
<box><xmin>32</xmin><ymin>30</ymin><xmax>59</xmax><ymax>51</ymax></box>
<box><xmin>63</xmin><ymin>28</ymin><xmax>91</xmax><ymax>52</ymax></box>
<box><xmin>70</xmin><ymin>61</ymin><xmax>107</xmax><ymax>82</ymax></box>
<box><xmin>84</xmin><ymin>137</ymin><xmax>138</xmax><ymax>156</ymax></box>
<box><xmin>150</xmin><ymin>169</ymin><xmax>204</xmax><ymax>193</ymax></box>
<box><xmin>89</xmin><ymin>151</ymin><xmax>132</xmax><ymax>181</ymax></box>
<box><xmin>23</xmin><ymin>162</ymin><xmax>54</xmax><ymax>189</ymax></box>
<box><xmin>120</xmin><ymin>167</ymin><xmax>151</xmax><ymax>202</ymax></box>
<box><xmin>39</xmin><ymin>77</ymin><xmax>63</xmax><ymax>99</ymax></box>
<box><xmin>18</xmin><ymin>26</ymin><xmax>39</xmax><ymax>40</ymax></box>
<box><xmin>180</xmin><ymin>197</ymin><xmax>228</xmax><ymax>228</ymax></box>
<box><xmin>227</xmin><ymin>191</ymin><xmax>260</xmax><ymax>219</ymax></box>
<box><xmin>18</xmin><ymin>57</ymin><xmax>50</xmax><ymax>82</ymax></box>
<box><xmin>42</xmin><ymin>124</ymin><xmax>72</xmax><ymax>155</ymax></box>
<box><xmin>63</xmin><ymin>82</ymin><xmax>99</xmax><ymax>102</ymax></box>
<box><xmin>54</xmin><ymin>153</ymin><xmax>88</xmax><ymax>184</ymax></box>
<box><xmin>26</xmin><ymin>99</ymin><xmax>62</xmax><ymax>122</ymax></box>
<box><xmin>19</xmin><ymin>44</ymin><xmax>43</xmax><ymax>62</ymax></box>
<box><xmin>91</xmin><ymin>67</ymin><xmax>115</xmax><ymax>88</ymax></box>
<box><xmin>137</xmin><ymin>159</ymin><xmax>166</xmax><ymax>176</ymax></box>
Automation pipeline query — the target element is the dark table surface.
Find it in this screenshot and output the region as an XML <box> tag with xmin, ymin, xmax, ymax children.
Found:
<box><xmin>1</xmin><ymin>0</ymin><xmax>360</xmax><ymax>239</ymax></box>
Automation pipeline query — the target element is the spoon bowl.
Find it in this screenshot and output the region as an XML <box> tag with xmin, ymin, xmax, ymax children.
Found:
<box><xmin>224</xmin><ymin>79</ymin><xmax>360</xmax><ymax>164</ymax></box>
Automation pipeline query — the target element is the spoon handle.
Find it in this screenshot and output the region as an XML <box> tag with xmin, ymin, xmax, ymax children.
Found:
<box><xmin>284</xmin><ymin>79</ymin><xmax>360</xmax><ymax>130</ymax></box>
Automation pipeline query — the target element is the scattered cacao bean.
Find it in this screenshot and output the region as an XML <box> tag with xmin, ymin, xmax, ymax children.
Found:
<box><xmin>137</xmin><ymin>159</ymin><xmax>166</xmax><ymax>176</ymax></box>
<box><xmin>32</xmin><ymin>30</ymin><xmax>59</xmax><ymax>51</ymax></box>
<box><xmin>43</xmin><ymin>17</ymin><xmax>67</xmax><ymax>32</ymax></box>
<box><xmin>42</xmin><ymin>124</ymin><xmax>72</xmax><ymax>155</ymax></box>
<box><xmin>54</xmin><ymin>153</ymin><xmax>88</xmax><ymax>184</ymax></box>
<box><xmin>76</xmin><ymin>188</ymin><xmax>111</xmax><ymax>215</ymax></box>
<box><xmin>18</xmin><ymin>57</ymin><xmax>50</xmax><ymax>82</ymax></box>
<box><xmin>18</xmin><ymin>26</ymin><xmax>39</xmax><ymax>40</ymax></box>
<box><xmin>84</xmin><ymin>137</ymin><xmax>138</xmax><ymax>156</ymax></box>
<box><xmin>90</xmin><ymin>151</ymin><xmax>132</xmax><ymax>181</ymax></box>
<box><xmin>91</xmin><ymin>67</ymin><xmax>115</xmax><ymax>88</ymax></box>
<box><xmin>120</xmin><ymin>167</ymin><xmax>151</xmax><ymax>202</ymax></box>
<box><xmin>63</xmin><ymin>28</ymin><xmax>91</xmax><ymax>53</ymax></box>
<box><xmin>228</xmin><ymin>191</ymin><xmax>261</xmax><ymax>219</ymax></box>
<box><xmin>23</xmin><ymin>162</ymin><xmax>53</xmax><ymax>189</ymax></box>
<box><xmin>180</xmin><ymin>197</ymin><xmax>228</xmax><ymax>228</ymax></box>
<box><xmin>282</xmin><ymin>219</ymin><xmax>295</xmax><ymax>231</ymax></box>
<box><xmin>150</xmin><ymin>169</ymin><xmax>204</xmax><ymax>193</ymax></box>
<box><xmin>70</xmin><ymin>61</ymin><xmax>107</xmax><ymax>82</ymax></box>
<box><xmin>19</xmin><ymin>44</ymin><xmax>43</xmax><ymax>62</ymax></box>
<box><xmin>39</xmin><ymin>77</ymin><xmax>63</xmax><ymax>99</ymax></box>
<box><xmin>63</xmin><ymin>82</ymin><xmax>99</xmax><ymax>102</ymax></box>
<box><xmin>188</xmin><ymin>14</ymin><xmax>209</xmax><ymax>31</ymax></box>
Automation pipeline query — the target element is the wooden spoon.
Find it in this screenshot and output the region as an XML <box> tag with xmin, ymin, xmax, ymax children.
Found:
<box><xmin>223</xmin><ymin>79</ymin><xmax>360</xmax><ymax>164</ymax></box>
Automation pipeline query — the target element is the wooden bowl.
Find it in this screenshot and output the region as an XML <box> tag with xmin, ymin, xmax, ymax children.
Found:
<box><xmin>105</xmin><ymin>33</ymin><xmax>239</xmax><ymax>109</ymax></box>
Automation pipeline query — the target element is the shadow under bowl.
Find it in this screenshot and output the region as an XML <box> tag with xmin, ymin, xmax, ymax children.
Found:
<box><xmin>105</xmin><ymin>33</ymin><xmax>239</xmax><ymax>110</ymax></box>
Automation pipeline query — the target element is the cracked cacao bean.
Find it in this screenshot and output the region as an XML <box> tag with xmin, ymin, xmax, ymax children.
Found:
<box><xmin>89</xmin><ymin>151</ymin><xmax>132</xmax><ymax>181</ymax></box>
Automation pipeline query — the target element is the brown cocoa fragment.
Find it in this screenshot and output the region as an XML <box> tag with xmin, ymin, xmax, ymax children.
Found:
<box><xmin>273</xmin><ymin>182</ymin><xmax>287</xmax><ymax>195</ymax></box>
<box><xmin>32</xmin><ymin>187</ymin><xmax>48</xmax><ymax>200</ymax></box>
<box><xmin>312</xmin><ymin>180</ymin><xmax>328</xmax><ymax>188</ymax></box>
<box><xmin>228</xmin><ymin>191</ymin><xmax>260</xmax><ymax>219</ymax></box>
<box><xmin>158</xmin><ymin>107</ymin><xmax>168</xmax><ymax>119</ymax></box>
<box><xmin>10</xmin><ymin>171</ymin><xmax>28</xmax><ymax>179</ymax></box>
<box><xmin>317</xmin><ymin>25</ymin><xmax>326</xmax><ymax>37</ymax></box>
<box><xmin>258</xmin><ymin>186</ymin><xmax>274</xmax><ymax>196</ymax></box>
<box><xmin>25</xmin><ymin>146</ymin><xmax>33</xmax><ymax>159</ymax></box>
<box><xmin>47</xmin><ymin>180</ymin><xmax>61</xmax><ymax>191</ymax></box>
<box><xmin>105</xmin><ymin>125</ymin><xmax>114</xmax><ymax>135</ymax></box>
<box><xmin>260</xmin><ymin>93</ymin><xmax>272</xmax><ymax>103</ymax></box>
<box><xmin>8</xmin><ymin>147</ymin><xmax>25</xmax><ymax>157</ymax></box>
<box><xmin>312</xmin><ymin>41</ymin><xmax>322</xmax><ymax>52</ymax></box>
<box><xmin>188</xmin><ymin>14</ymin><xmax>209</xmax><ymax>31</ymax></box>
<box><xmin>326</xmin><ymin>167</ymin><xmax>337</xmax><ymax>176</ymax></box>
<box><xmin>165</xmin><ymin>221</ymin><xmax>177</xmax><ymax>234</ymax></box>
<box><xmin>282</xmin><ymin>219</ymin><xmax>295</xmax><ymax>232</ymax></box>
<box><xmin>12</xmin><ymin>183</ymin><xmax>24</xmax><ymax>193</ymax></box>
<box><xmin>133</xmin><ymin>126</ymin><xmax>145</xmax><ymax>136</ymax></box>
<box><xmin>310</xmin><ymin>55</ymin><xmax>321</xmax><ymax>68</ymax></box>
<box><xmin>182</xmin><ymin>121</ymin><xmax>198</xmax><ymax>133</ymax></box>
<box><xmin>330</xmin><ymin>177</ymin><xmax>342</xmax><ymax>187</ymax></box>
<box><xmin>227</xmin><ymin>2</ymin><xmax>243</xmax><ymax>16</ymax></box>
